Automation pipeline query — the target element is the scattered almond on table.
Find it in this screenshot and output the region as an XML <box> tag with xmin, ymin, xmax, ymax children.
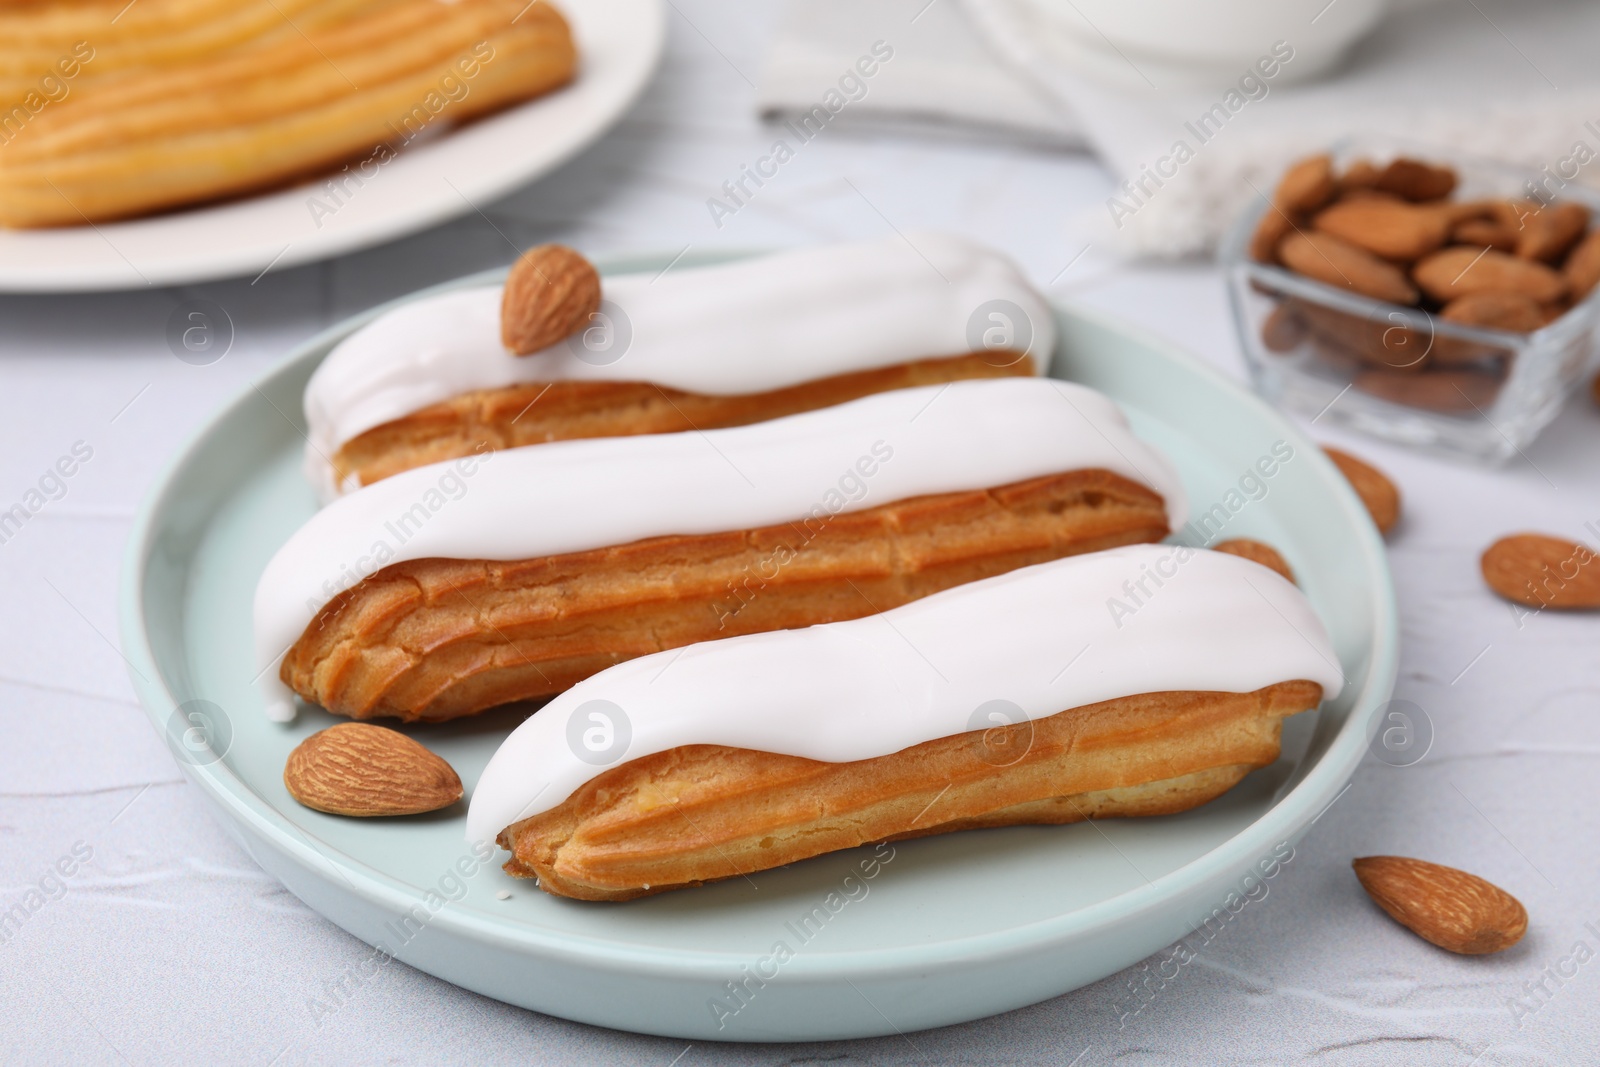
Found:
<box><xmin>1322</xmin><ymin>446</ymin><xmax>1401</xmax><ymax>535</ymax></box>
<box><xmin>1353</xmin><ymin>856</ymin><xmax>1527</xmax><ymax>955</ymax></box>
<box><xmin>1480</xmin><ymin>533</ymin><xmax>1600</xmax><ymax>609</ymax></box>
<box><xmin>285</xmin><ymin>723</ymin><xmax>463</xmax><ymax>817</ymax></box>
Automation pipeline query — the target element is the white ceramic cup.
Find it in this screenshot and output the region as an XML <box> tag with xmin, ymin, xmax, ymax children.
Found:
<box><xmin>1019</xmin><ymin>0</ymin><xmax>1393</xmax><ymax>90</ymax></box>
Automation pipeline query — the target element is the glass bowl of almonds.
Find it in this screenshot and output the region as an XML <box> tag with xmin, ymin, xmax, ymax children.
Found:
<box><xmin>1223</xmin><ymin>140</ymin><xmax>1600</xmax><ymax>463</ymax></box>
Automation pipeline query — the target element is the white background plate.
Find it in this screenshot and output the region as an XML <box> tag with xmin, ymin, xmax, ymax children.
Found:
<box><xmin>119</xmin><ymin>256</ymin><xmax>1397</xmax><ymax>1041</ymax></box>
<box><xmin>0</xmin><ymin>0</ymin><xmax>663</xmax><ymax>292</ymax></box>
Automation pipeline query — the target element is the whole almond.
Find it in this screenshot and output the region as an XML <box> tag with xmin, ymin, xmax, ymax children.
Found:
<box><xmin>1353</xmin><ymin>856</ymin><xmax>1527</xmax><ymax>955</ymax></box>
<box><xmin>1313</xmin><ymin>198</ymin><xmax>1451</xmax><ymax>262</ymax></box>
<box><xmin>1337</xmin><ymin>158</ymin><xmax>1380</xmax><ymax>192</ymax></box>
<box><xmin>1335</xmin><ymin>188</ymin><xmax>1401</xmax><ymax>205</ymax></box>
<box><xmin>1250</xmin><ymin>206</ymin><xmax>1296</xmax><ymax>264</ymax></box>
<box><xmin>1451</xmin><ymin>218</ymin><xmax>1516</xmax><ymax>252</ymax></box>
<box><xmin>1260</xmin><ymin>302</ymin><xmax>1305</xmax><ymax>352</ymax></box>
<box><xmin>1516</xmin><ymin>201</ymin><xmax>1590</xmax><ymax>263</ymax></box>
<box><xmin>1489</xmin><ymin>198</ymin><xmax>1542</xmax><ymax>234</ymax></box>
<box><xmin>500</xmin><ymin>244</ymin><xmax>602</xmax><ymax>355</ymax></box>
<box><xmin>1413</xmin><ymin>247</ymin><xmax>1567</xmax><ymax>304</ymax></box>
<box><xmin>1280</xmin><ymin>231</ymin><xmax>1419</xmax><ymax>305</ymax></box>
<box><xmin>1354</xmin><ymin>367</ymin><xmax>1503</xmax><ymax>414</ymax></box>
<box><xmin>1276</xmin><ymin>153</ymin><xmax>1336</xmax><ymax>214</ymax></box>
<box><xmin>285</xmin><ymin>723</ymin><xmax>463</xmax><ymax>816</ymax></box>
<box><xmin>1213</xmin><ymin>539</ymin><xmax>1295</xmax><ymax>583</ymax></box>
<box><xmin>1305</xmin><ymin>335</ymin><xmax>1362</xmax><ymax>375</ymax></box>
<box><xmin>1323</xmin><ymin>446</ymin><xmax>1401</xmax><ymax>534</ymax></box>
<box><xmin>1443</xmin><ymin>198</ymin><xmax>1499</xmax><ymax>225</ymax></box>
<box><xmin>1439</xmin><ymin>291</ymin><xmax>1544</xmax><ymax>333</ymax></box>
<box><xmin>1426</xmin><ymin>336</ymin><xmax>1511</xmax><ymax>370</ymax></box>
<box><xmin>1431</xmin><ymin>292</ymin><xmax>1532</xmax><ymax>365</ymax></box>
<box><xmin>1373</xmin><ymin>158</ymin><xmax>1458</xmax><ymax>202</ymax></box>
<box><xmin>1563</xmin><ymin>229</ymin><xmax>1600</xmax><ymax>299</ymax></box>
<box><xmin>1480</xmin><ymin>533</ymin><xmax>1600</xmax><ymax>609</ymax></box>
<box><xmin>1295</xmin><ymin>300</ymin><xmax>1429</xmax><ymax>372</ymax></box>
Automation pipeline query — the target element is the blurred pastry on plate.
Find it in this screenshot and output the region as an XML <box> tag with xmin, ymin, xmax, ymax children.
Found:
<box><xmin>0</xmin><ymin>0</ymin><xmax>576</xmax><ymax>227</ymax></box>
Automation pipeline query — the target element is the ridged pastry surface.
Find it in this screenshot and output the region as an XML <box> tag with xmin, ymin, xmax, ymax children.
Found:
<box><xmin>499</xmin><ymin>682</ymin><xmax>1323</xmax><ymax>900</ymax></box>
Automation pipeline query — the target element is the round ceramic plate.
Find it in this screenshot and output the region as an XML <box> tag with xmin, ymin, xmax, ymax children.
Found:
<box><xmin>0</xmin><ymin>0</ymin><xmax>662</xmax><ymax>293</ymax></box>
<box><xmin>119</xmin><ymin>252</ymin><xmax>1398</xmax><ymax>1041</ymax></box>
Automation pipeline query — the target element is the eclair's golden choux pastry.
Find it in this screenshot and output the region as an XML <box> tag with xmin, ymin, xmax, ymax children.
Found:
<box><xmin>0</xmin><ymin>0</ymin><xmax>576</xmax><ymax>226</ymax></box>
<box><xmin>332</xmin><ymin>353</ymin><xmax>1035</xmax><ymax>491</ymax></box>
<box><xmin>501</xmin><ymin>682</ymin><xmax>1323</xmax><ymax>901</ymax></box>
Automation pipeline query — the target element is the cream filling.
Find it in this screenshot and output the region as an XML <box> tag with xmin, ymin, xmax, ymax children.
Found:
<box><xmin>465</xmin><ymin>544</ymin><xmax>1345</xmax><ymax>842</ymax></box>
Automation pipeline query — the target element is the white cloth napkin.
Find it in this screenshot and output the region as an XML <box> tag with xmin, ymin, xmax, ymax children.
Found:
<box><xmin>756</xmin><ymin>0</ymin><xmax>1082</xmax><ymax>148</ymax></box>
<box><xmin>761</xmin><ymin>0</ymin><xmax>1600</xmax><ymax>258</ymax></box>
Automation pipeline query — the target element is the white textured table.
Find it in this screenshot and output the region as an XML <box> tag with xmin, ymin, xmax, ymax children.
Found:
<box><xmin>3</xmin><ymin>4</ymin><xmax>1598</xmax><ymax>1064</ymax></box>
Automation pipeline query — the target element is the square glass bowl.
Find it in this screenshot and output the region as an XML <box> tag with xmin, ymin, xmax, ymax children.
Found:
<box><xmin>1222</xmin><ymin>141</ymin><xmax>1600</xmax><ymax>463</ymax></box>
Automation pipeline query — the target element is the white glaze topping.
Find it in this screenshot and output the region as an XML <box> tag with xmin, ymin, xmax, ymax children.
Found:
<box><xmin>301</xmin><ymin>232</ymin><xmax>1054</xmax><ymax>498</ymax></box>
<box><xmin>465</xmin><ymin>545</ymin><xmax>1345</xmax><ymax>841</ymax></box>
<box><xmin>254</xmin><ymin>378</ymin><xmax>1185</xmax><ymax>721</ymax></box>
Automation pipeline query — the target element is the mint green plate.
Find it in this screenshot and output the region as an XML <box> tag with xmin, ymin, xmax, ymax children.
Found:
<box><xmin>119</xmin><ymin>253</ymin><xmax>1397</xmax><ymax>1041</ymax></box>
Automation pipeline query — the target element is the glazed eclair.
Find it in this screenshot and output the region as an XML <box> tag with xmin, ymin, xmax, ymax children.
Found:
<box><xmin>255</xmin><ymin>378</ymin><xmax>1185</xmax><ymax>722</ymax></box>
<box><xmin>303</xmin><ymin>233</ymin><xmax>1055</xmax><ymax>499</ymax></box>
<box><xmin>468</xmin><ymin>545</ymin><xmax>1343</xmax><ymax>900</ymax></box>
